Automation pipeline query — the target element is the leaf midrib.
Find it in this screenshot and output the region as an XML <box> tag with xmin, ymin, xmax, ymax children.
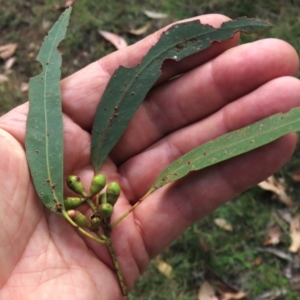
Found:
<box><xmin>158</xmin><ymin>111</ymin><xmax>299</xmax><ymax>182</ymax></box>
<box><xmin>42</xmin><ymin>18</ymin><xmax>65</xmax><ymax>202</ymax></box>
<box><xmin>94</xmin><ymin>21</ymin><xmax>256</xmax><ymax>167</ymax></box>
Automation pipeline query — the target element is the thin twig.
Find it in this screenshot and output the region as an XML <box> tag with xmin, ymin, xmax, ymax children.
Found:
<box><xmin>98</xmin><ymin>230</ymin><xmax>128</xmax><ymax>296</ymax></box>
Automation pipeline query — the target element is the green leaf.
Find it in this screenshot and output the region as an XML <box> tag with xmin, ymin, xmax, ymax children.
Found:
<box><xmin>148</xmin><ymin>108</ymin><xmax>300</xmax><ymax>195</ymax></box>
<box><xmin>91</xmin><ymin>17</ymin><xmax>272</xmax><ymax>172</ymax></box>
<box><xmin>25</xmin><ymin>7</ymin><xmax>72</xmax><ymax>214</ymax></box>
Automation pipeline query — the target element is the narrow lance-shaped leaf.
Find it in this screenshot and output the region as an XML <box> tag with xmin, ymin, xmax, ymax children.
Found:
<box><xmin>147</xmin><ymin>107</ymin><xmax>300</xmax><ymax>195</ymax></box>
<box><xmin>25</xmin><ymin>7</ymin><xmax>72</xmax><ymax>214</ymax></box>
<box><xmin>91</xmin><ymin>18</ymin><xmax>272</xmax><ymax>172</ymax></box>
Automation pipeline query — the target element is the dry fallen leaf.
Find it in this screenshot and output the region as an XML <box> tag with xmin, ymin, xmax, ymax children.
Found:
<box><xmin>258</xmin><ymin>175</ymin><xmax>295</xmax><ymax>207</ymax></box>
<box><xmin>256</xmin><ymin>246</ymin><xmax>293</xmax><ymax>261</ymax></box>
<box><xmin>204</xmin><ymin>266</ymin><xmax>238</xmax><ymax>295</ymax></box>
<box><xmin>263</xmin><ymin>225</ymin><xmax>282</xmax><ymax>246</ymax></box>
<box><xmin>214</xmin><ymin>218</ymin><xmax>233</xmax><ymax>232</ymax></box>
<box><xmin>254</xmin><ymin>289</ymin><xmax>287</xmax><ymax>300</ymax></box>
<box><xmin>64</xmin><ymin>0</ymin><xmax>75</xmax><ymax>6</ymax></box>
<box><xmin>289</xmin><ymin>215</ymin><xmax>300</xmax><ymax>253</ymax></box>
<box><xmin>220</xmin><ymin>291</ymin><xmax>248</xmax><ymax>300</ymax></box>
<box><xmin>275</xmin><ymin>208</ymin><xmax>293</xmax><ymax>224</ymax></box>
<box><xmin>250</xmin><ymin>257</ymin><xmax>263</xmax><ymax>266</ymax></box>
<box><xmin>20</xmin><ymin>82</ymin><xmax>29</xmax><ymax>92</ymax></box>
<box><xmin>143</xmin><ymin>10</ymin><xmax>168</xmax><ymax>19</ymax></box>
<box><xmin>54</xmin><ymin>0</ymin><xmax>75</xmax><ymax>10</ymax></box>
<box><xmin>129</xmin><ymin>23</ymin><xmax>151</xmax><ymax>35</ymax></box>
<box><xmin>155</xmin><ymin>258</ymin><xmax>172</xmax><ymax>279</ymax></box>
<box><xmin>292</xmin><ymin>168</ymin><xmax>300</xmax><ymax>182</ymax></box>
<box><xmin>198</xmin><ymin>281</ymin><xmax>218</xmax><ymax>300</ymax></box>
<box><xmin>0</xmin><ymin>43</ymin><xmax>18</xmax><ymax>60</ymax></box>
<box><xmin>98</xmin><ymin>30</ymin><xmax>128</xmax><ymax>50</ymax></box>
<box><xmin>199</xmin><ymin>237</ymin><xmax>210</xmax><ymax>253</ymax></box>
<box><xmin>0</xmin><ymin>74</ymin><xmax>9</xmax><ymax>83</ymax></box>
<box><xmin>4</xmin><ymin>57</ymin><xmax>16</xmax><ymax>70</ymax></box>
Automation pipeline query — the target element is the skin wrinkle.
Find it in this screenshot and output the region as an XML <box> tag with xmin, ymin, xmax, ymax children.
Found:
<box><xmin>143</xmin><ymin>95</ymin><xmax>170</xmax><ymax>139</ymax></box>
<box><xmin>96</xmin><ymin>58</ymin><xmax>112</xmax><ymax>79</ymax></box>
<box><xmin>116</xmin><ymin>240</ymin><xmax>139</xmax><ymax>289</ymax></box>
<box><xmin>131</xmin><ymin>215</ymin><xmax>150</xmax><ymax>272</ymax></box>
<box><xmin>172</xmin><ymin>79</ymin><xmax>195</xmax><ymax>124</ymax></box>
<box><xmin>38</xmin><ymin>232</ymin><xmax>53</xmax><ymax>286</ymax></box>
<box><xmin>2</xmin><ymin>155</ymin><xmax>31</xmax><ymax>233</ymax></box>
<box><xmin>13</xmin><ymin>216</ymin><xmax>97</xmax><ymax>296</ymax></box>
<box><xmin>170</xmin><ymin>182</ymin><xmax>197</xmax><ymax>227</ymax></box>
<box><xmin>0</xmin><ymin>213</ymin><xmax>44</xmax><ymax>290</ymax></box>
<box><xmin>161</xmin><ymin>74</ymin><xmax>191</xmax><ymax>127</ymax></box>
<box><xmin>218</xmin><ymin>162</ymin><xmax>251</xmax><ymax>198</ymax></box>
<box><xmin>64</xmin><ymin>123</ymin><xmax>91</xmax><ymax>172</ymax></box>
<box><xmin>132</xmin><ymin>209</ymin><xmax>156</xmax><ymax>260</ymax></box>
<box><xmin>164</xmin><ymin>129</ymin><xmax>188</xmax><ymax>169</ymax></box>
<box><xmin>209</xmin><ymin>59</ymin><xmax>230</xmax><ymax>106</ymax></box>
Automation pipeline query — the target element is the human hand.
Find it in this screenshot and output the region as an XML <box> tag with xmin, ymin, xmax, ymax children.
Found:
<box><xmin>0</xmin><ymin>14</ymin><xmax>299</xmax><ymax>299</ymax></box>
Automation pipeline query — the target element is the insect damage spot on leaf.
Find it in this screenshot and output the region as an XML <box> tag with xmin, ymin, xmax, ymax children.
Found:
<box><xmin>174</xmin><ymin>37</ymin><xmax>197</xmax><ymax>52</ymax></box>
<box><xmin>55</xmin><ymin>203</ymin><xmax>63</xmax><ymax>212</ymax></box>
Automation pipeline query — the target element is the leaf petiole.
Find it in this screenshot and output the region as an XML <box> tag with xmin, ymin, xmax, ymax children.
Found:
<box><xmin>111</xmin><ymin>191</ymin><xmax>151</xmax><ymax>228</ymax></box>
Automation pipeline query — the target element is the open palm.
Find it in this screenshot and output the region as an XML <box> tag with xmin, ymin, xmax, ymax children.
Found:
<box><xmin>0</xmin><ymin>14</ymin><xmax>300</xmax><ymax>299</ymax></box>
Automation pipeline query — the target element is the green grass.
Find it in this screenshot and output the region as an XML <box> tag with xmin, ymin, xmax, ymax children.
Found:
<box><xmin>129</xmin><ymin>189</ymin><xmax>299</xmax><ymax>299</ymax></box>
<box><xmin>1</xmin><ymin>0</ymin><xmax>300</xmax><ymax>298</ymax></box>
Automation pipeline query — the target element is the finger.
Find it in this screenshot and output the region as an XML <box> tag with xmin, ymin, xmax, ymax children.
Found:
<box><xmin>118</xmin><ymin>76</ymin><xmax>300</xmax><ymax>199</ymax></box>
<box><xmin>110</xmin><ymin>38</ymin><xmax>299</xmax><ymax>164</ymax></box>
<box><xmin>61</xmin><ymin>14</ymin><xmax>238</xmax><ymax>129</ymax></box>
<box><xmin>132</xmin><ymin>133</ymin><xmax>297</xmax><ymax>258</ymax></box>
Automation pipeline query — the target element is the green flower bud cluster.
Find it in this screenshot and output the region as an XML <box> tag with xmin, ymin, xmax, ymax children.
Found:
<box><xmin>65</xmin><ymin>174</ymin><xmax>122</xmax><ymax>228</ymax></box>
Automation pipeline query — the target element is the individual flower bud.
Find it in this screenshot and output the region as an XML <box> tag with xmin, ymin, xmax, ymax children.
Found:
<box><xmin>89</xmin><ymin>174</ymin><xmax>106</xmax><ymax>197</ymax></box>
<box><xmin>106</xmin><ymin>182</ymin><xmax>121</xmax><ymax>206</ymax></box>
<box><xmin>90</xmin><ymin>216</ymin><xmax>101</xmax><ymax>230</ymax></box>
<box><xmin>99</xmin><ymin>203</ymin><xmax>114</xmax><ymax>218</ymax></box>
<box><xmin>99</xmin><ymin>193</ymin><xmax>107</xmax><ymax>204</ymax></box>
<box><xmin>67</xmin><ymin>210</ymin><xmax>91</xmax><ymax>229</ymax></box>
<box><xmin>63</xmin><ymin>197</ymin><xmax>85</xmax><ymax>210</ymax></box>
<box><xmin>67</xmin><ymin>175</ymin><xmax>86</xmax><ymax>196</ymax></box>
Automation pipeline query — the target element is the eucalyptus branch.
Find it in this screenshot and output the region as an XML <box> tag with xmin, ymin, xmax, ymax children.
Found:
<box><xmin>99</xmin><ymin>230</ymin><xmax>128</xmax><ymax>296</ymax></box>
